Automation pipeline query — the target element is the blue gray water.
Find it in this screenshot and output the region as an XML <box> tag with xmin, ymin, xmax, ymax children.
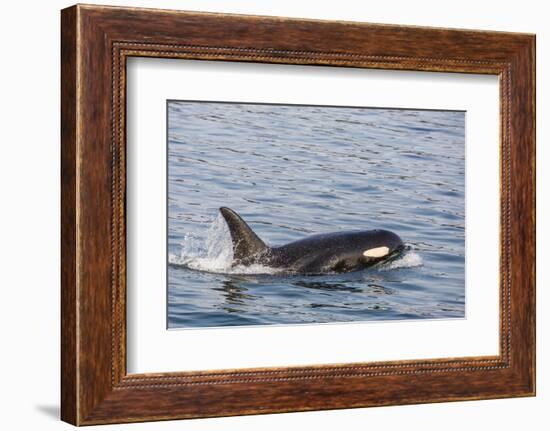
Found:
<box><xmin>167</xmin><ymin>101</ymin><xmax>465</xmax><ymax>329</ymax></box>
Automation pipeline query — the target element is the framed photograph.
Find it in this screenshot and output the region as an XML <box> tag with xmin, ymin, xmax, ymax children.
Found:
<box><xmin>61</xmin><ymin>4</ymin><xmax>535</xmax><ymax>425</ymax></box>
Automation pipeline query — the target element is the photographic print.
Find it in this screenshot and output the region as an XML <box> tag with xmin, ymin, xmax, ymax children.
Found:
<box><xmin>167</xmin><ymin>101</ymin><xmax>465</xmax><ymax>329</ymax></box>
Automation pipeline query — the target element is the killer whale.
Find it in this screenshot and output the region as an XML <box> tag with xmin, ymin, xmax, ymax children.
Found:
<box><xmin>219</xmin><ymin>207</ymin><xmax>404</xmax><ymax>275</ymax></box>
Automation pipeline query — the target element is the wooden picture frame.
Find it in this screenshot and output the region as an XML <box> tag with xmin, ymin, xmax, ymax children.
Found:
<box><xmin>61</xmin><ymin>4</ymin><xmax>535</xmax><ymax>425</ymax></box>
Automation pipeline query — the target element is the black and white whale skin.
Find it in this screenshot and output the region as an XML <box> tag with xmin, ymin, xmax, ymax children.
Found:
<box><xmin>219</xmin><ymin>207</ymin><xmax>405</xmax><ymax>275</ymax></box>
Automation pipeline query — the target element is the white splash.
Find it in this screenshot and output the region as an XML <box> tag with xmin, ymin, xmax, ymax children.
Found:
<box><xmin>378</xmin><ymin>250</ymin><xmax>423</xmax><ymax>271</ymax></box>
<box><xmin>169</xmin><ymin>213</ymin><xmax>279</xmax><ymax>275</ymax></box>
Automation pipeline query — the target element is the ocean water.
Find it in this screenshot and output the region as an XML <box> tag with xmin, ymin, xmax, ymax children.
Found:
<box><xmin>167</xmin><ymin>101</ymin><xmax>465</xmax><ymax>329</ymax></box>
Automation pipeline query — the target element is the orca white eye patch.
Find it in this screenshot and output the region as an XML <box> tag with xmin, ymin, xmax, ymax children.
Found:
<box><xmin>363</xmin><ymin>246</ymin><xmax>390</xmax><ymax>258</ymax></box>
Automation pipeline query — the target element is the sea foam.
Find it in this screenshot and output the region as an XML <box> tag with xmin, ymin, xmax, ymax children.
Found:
<box><xmin>169</xmin><ymin>213</ymin><xmax>279</xmax><ymax>275</ymax></box>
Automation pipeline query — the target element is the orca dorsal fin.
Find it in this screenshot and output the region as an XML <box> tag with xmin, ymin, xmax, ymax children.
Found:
<box><xmin>219</xmin><ymin>207</ymin><xmax>268</xmax><ymax>264</ymax></box>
